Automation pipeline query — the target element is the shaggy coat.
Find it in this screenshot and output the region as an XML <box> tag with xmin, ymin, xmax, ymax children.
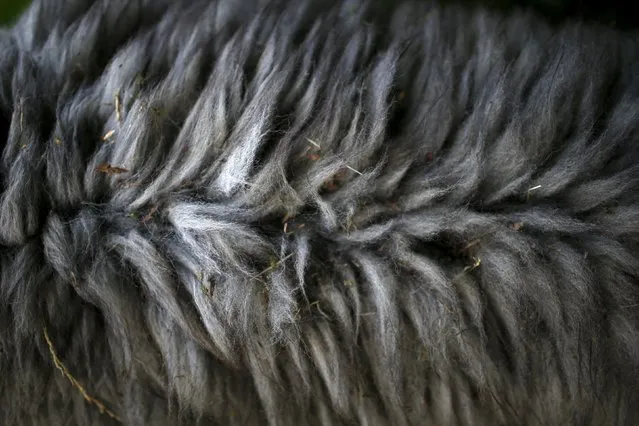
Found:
<box><xmin>1</xmin><ymin>0</ymin><xmax>638</xmax><ymax>424</ymax></box>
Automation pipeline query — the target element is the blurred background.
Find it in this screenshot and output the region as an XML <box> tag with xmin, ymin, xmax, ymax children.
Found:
<box><xmin>0</xmin><ymin>0</ymin><xmax>636</xmax><ymax>28</ymax></box>
<box><xmin>0</xmin><ymin>0</ymin><xmax>30</xmax><ymax>25</ymax></box>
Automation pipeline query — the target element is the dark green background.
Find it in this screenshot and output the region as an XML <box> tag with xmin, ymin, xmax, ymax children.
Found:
<box><xmin>0</xmin><ymin>0</ymin><xmax>30</xmax><ymax>25</ymax></box>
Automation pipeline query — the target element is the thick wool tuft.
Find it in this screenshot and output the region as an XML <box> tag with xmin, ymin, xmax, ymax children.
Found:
<box><xmin>1</xmin><ymin>0</ymin><xmax>639</xmax><ymax>425</ymax></box>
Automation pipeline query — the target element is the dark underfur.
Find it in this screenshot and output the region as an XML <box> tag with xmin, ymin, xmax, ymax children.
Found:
<box><xmin>1</xmin><ymin>0</ymin><xmax>638</xmax><ymax>424</ymax></box>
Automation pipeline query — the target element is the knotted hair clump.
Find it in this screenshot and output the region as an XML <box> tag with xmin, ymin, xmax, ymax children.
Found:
<box><xmin>1</xmin><ymin>1</ymin><xmax>638</xmax><ymax>424</ymax></box>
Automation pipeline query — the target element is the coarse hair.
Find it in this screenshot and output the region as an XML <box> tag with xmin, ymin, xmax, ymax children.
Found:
<box><xmin>1</xmin><ymin>0</ymin><xmax>638</xmax><ymax>424</ymax></box>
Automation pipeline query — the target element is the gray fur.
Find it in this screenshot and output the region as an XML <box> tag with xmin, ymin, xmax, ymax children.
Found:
<box><xmin>1</xmin><ymin>0</ymin><xmax>639</xmax><ymax>424</ymax></box>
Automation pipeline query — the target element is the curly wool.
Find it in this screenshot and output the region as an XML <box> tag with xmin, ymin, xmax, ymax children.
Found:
<box><xmin>1</xmin><ymin>0</ymin><xmax>639</xmax><ymax>424</ymax></box>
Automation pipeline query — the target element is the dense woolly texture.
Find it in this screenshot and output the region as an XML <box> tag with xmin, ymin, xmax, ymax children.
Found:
<box><xmin>1</xmin><ymin>0</ymin><xmax>639</xmax><ymax>424</ymax></box>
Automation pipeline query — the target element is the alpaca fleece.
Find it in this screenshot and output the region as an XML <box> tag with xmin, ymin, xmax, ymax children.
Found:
<box><xmin>1</xmin><ymin>0</ymin><xmax>639</xmax><ymax>424</ymax></box>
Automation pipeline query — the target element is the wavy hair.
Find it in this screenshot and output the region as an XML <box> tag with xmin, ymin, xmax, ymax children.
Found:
<box><xmin>1</xmin><ymin>1</ymin><xmax>638</xmax><ymax>424</ymax></box>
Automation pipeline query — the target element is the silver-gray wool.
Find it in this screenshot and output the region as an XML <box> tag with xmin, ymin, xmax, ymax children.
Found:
<box><xmin>0</xmin><ymin>0</ymin><xmax>638</xmax><ymax>424</ymax></box>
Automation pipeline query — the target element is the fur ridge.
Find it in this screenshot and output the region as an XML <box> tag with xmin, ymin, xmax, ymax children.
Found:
<box><xmin>1</xmin><ymin>1</ymin><xmax>639</xmax><ymax>424</ymax></box>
